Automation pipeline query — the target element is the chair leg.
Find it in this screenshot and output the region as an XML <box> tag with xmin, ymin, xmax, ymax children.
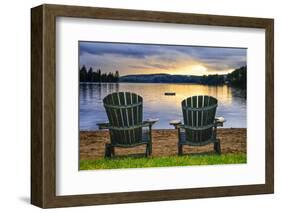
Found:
<box><xmin>149</xmin><ymin>142</ymin><xmax>152</xmax><ymax>155</ymax></box>
<box><xmin>104</xmin><ymin>144</ymin><xmax>112</xmax><ymax>158</ymax></box>
<box><xmin>214</xmin><ymin>139</ymin><xmax>221</xmax><ymax>154</ymax></box>
<box><xmin>178</xmin><ymin>144</ymin><xmax>183</xmax><ymax>156</ymax></box>
<box><xmin>145</xmin><ymin>144</ymin><xmax>150</xmax><ymax>157</ymax></box>
<box><xmin>111</xmin><ymin>146</ymin><xmax>115</xmax><ymax>157</ymax></box>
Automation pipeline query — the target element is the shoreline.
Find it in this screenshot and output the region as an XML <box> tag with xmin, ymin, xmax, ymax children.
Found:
<box><xmin>80</xmin><ymin>128</ymin><xmax>246</xmax><ymax>160</ymax></box>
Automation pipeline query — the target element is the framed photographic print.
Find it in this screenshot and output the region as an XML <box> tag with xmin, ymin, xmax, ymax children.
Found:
<box><xmin>31</xmin><ymin>4</ymin><xmax>274</xmax><ymax>208</ymax></box>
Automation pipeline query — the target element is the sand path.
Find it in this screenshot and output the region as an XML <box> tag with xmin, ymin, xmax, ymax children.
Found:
<box><xmin>80</xmin><ymin>128</ymin><xmax>246</xmax><ymax>160</ymax></box>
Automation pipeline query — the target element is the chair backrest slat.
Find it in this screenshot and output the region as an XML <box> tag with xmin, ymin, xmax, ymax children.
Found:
<box><xmin>103</xmin><ymin>92</ymin><xmax>143</xmax><ymax>146</ymax></box>
<box><xmin>182</xmin><ymin>95</ymin><xmax>218</xmax><ymax>143</ymax></box>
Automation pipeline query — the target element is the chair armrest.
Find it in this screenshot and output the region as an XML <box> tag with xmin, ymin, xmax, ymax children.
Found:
<box><xmin>169</xmin><ymin>120</ymin><xmax>182</xmax><ymax>129</ymax></box>
<box><xmin>96</xmin><ymin>122</ymin><xmax>110</xmax><ymax>130</ymax></box>
<box><xmin>215</xmin><ymin>116</ymin><xmax>226</xmax><ymax>127</ymax></box>
<box><xmin>143</xmin><ymin>118</ymin><xmax>159</xmax><ymax>127</ymax></box>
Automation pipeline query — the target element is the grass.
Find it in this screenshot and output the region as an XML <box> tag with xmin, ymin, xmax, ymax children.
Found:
<box><xmin>80</xmin><ymin>153</ymin><xmax>246</xmax><ymax>170</ymax></box>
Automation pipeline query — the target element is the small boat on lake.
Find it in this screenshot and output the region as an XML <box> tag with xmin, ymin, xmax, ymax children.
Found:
<box><xmin>164</xmin><ymin>92</ymin><xmax>176</xmax><ymax>96</ymax></box>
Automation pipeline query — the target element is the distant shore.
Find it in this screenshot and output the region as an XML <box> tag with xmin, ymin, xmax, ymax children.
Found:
<box><xmin>79</xmin><ymin>66</ymin><xmax>246</xmax><ymax>88</ymax></box>
<box><xmin>80</xmin><ymin>128</ymin><xmax>246</xmax><ymax>160</ymax></box>
<box><xmin>80</xmin><ymin>82</ymin><xmax>227</xmax><ymax>85</ymax></box>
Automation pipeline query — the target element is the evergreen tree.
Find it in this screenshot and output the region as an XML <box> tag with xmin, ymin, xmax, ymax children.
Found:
<box><xmin>79</xmin><ymin>65</ymin><xmax>87</xmax><ymax>82</ymax></box>
<box><xmin>227</xmin><ymin>66</ymin><xmax>247</xmax><ymax>88</ymax></box>
<box><xmin>101</xmin><ymin>73</ymin><xmax>107</xmax><ymax>82</ymax></box>
<box><xmin>97</xmin><ymin>69</ymin><xmax>101</xmax><ymax>82</ymax></box>
<box><xmin>108</xmin><ymin>72</ymin><xmax>114</xmax><ymax>82</ymax></box>
<box><xmin>114</xmin><ymin>70</ymin><xmax>119</xmax><ymax>82</ymax></box>
<box><xmin>87</xmin><ymin>67</ymin><xmax>94</xmax><ymax>82</ymax></box>
<box><xmin>79</xmin><ymin>66</ymin><xmax>120</xmax><ymax>82</ymax></box>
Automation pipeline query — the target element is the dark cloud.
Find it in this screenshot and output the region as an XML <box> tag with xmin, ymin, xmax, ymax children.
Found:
<box><xmin>144</xmin><ymin>62</ymin><xmax>176</xmax><ymax>70</ymax></box>
<box><xmin>79</xmin><ymin>41</ymin><xmax>246</xmax><ymax>75</ymax></box>
<box><xmin>80</xmin><ymin>42</ymin><xmax>246</xmax><ymax>62</ymax></box>
<box><xmin>129</xmin><ymin>62</ymin><xmax>176</xmax><ymax>70</ymax></box>
<box><xmin>79</xmin><ymin>42</ymin><xmax>164</xmax><ymax>59</ymax></box>
<box><xmin>173</xmin><ymin>46</ymin><xmax>246</xmax><ymax>69</ymax></box>
<box><xmin>129</xmin><ymin>65</ymin><xmax>151</xmax><ymax>70</ymax></box>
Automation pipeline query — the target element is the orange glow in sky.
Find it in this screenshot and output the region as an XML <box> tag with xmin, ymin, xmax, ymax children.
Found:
<box><xmin>79</xmin><ymin>42</ymin><xmax>246</xmax><ymax>76</ymax></box>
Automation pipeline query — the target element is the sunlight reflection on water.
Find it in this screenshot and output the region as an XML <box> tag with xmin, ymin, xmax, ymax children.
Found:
<box><xmin>79</xmin><ymin>83</ymin><xmax>246</xmax><ymax>130</ymax></box>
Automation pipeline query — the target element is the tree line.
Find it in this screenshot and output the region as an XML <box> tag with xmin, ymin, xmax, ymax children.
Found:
<box><xmin>79</xmin><ymin>65</ymin><xmax>246</xmax><ymax>89</ymax></box>
<box><xmin>226</xmin><ymin>66</ymin><xmax>246</xmax><ymax>88</ymax></box>
<box><xmin>200</xmin><ymin>74</ymin><xmax>225</xmax><ymax>85</ymax></box>
<box><xmin>201</xmin><ymin>66</ymin><xmax>246</xmax><ymax>88</ymax></box>
<box><xmin>79</xmin><ymin>65</ymin><xmax>119</xmax><ymax>82</ymax></box>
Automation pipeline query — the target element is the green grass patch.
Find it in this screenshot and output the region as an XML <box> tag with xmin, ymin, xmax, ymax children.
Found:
<box><xmin>80</xmin><ymin>153</ymin><xmax>246</xmax><ymax>170</ymax></box>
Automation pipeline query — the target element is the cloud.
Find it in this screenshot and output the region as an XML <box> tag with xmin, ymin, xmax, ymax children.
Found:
<box><xmin>128</xmin><ymin>62</ymin><xmax>176</xmax><ymax>71</ymax></box>
<box><xmin>128</xmin><ymin>65</ymin><xmax>151</xmax><ymax>70</ymax></box>
<box><xmin>79</xmin><ymin>41</ymin><xmax>246</xmax><ymax>76</ymax></box>
<box><xmin>79</xmin><ymin>42</ymin><xmax>164</xmax><ymax>59</ymax></box>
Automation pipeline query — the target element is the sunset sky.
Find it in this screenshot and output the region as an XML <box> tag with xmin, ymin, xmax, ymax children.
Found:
<box><xmin>79</xmin><ymin>41</ymin><xmax>247</xmax><ymax>76</ymax></box>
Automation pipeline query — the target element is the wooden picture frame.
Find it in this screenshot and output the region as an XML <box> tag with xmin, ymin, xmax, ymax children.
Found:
<box><xmin>31</xmin><ymin>4</ymin><xmax>274</xmax><ymax>208</ymax></box>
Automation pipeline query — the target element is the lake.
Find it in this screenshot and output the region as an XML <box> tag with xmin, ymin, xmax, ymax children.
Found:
<box><xmin>80</xmin><ymin>83</ymin><xmax>246</xmax><ymax>130</ymax></box>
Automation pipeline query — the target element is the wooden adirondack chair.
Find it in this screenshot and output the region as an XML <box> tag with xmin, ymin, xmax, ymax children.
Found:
<box><xmin>97</xmin><ymin>92</ymin><xmax>158</xmax><ymax>158</ymax></box>
<box><xmin>170</xmin><ymin>95</ymin><xmax>225</xmax><ymax>155</ymax></box>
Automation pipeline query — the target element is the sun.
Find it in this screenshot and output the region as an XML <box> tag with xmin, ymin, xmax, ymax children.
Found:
<box><xmin>191</xmin><ymin>65</ymin><xmax>208</xmax><ymax>75</ymax></box>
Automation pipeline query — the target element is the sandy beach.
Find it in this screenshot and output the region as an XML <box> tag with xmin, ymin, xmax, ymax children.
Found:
<box><xmin>80</xmin><ymin>128</ymin><xmax>246</xmax><ymax>160</ymax></box>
